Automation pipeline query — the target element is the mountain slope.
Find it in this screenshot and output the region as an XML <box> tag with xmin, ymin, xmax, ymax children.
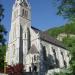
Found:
<box><xmin>47</xmin><ymin>23</ymin><xmax>75</xmax><ymax>38</ymax></box>
<box><xmin>47</xmin><ymin>22</ymin><xmax>75</xmax><ymax>50</ymax></box>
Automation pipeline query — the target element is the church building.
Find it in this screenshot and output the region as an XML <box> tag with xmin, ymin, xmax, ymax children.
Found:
<box><xmin>6</xmin><ymin>0</ymin><xmax>70</xmax><ymax>74</ymax></box>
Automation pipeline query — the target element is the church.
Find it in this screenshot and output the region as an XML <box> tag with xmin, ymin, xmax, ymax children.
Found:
<box><xmin>6</xmin><ymin>0</ymin><xmax>70</xmax><ymax>74</ymax></box>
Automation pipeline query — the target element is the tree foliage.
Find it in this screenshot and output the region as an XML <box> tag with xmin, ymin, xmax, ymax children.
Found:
<box><xmin>0</xmin><ymin>4</ymin><xmax>7</xmax><ymax>70</ymax></box>
<box><xmin>56</xmin><ymin>0</ymin><xmax>75</xmax><ymax>21</ymax></box>
<box><xmin>48</xmin><ymin>22</ymin><xmax>75</xmax><ymax>38</ymax></box>
<box><xmin>0</xmin><ymin>4</ymin><xmax>4</xmax><ymax>22</ymax></box>
<box><xmin>6</xmin><ymin>64</ymin><xmax>24</xmax><ymax>75</ymax></box>
<box><xmin>48</xmin><ymin>26</ymin><xmax>64</xmax><ymax>37</ymax></box>
<box><xmin>62</xmin><ymin>37</ymin><xmax>75</xmax><ymax>75</ymax></box>
<box><xmin>0</xmin><ymin>4</ymin><xmax>7</xmax><ymax>45</ymax></box>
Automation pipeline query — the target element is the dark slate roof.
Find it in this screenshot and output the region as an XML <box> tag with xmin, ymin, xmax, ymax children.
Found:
<box><xmin>31</xmin><ymin>26</ymin><xmax>41</xmax><ymax>33</ymax></box>
<box><xmin>31</xmin><ymin>26</ymin><xmax>67</xmax><ymax>49</ymax></box>
<box><xmin>40</xmin><ymin>32</ymin><xmax>66</xmax><ymax>49</ymax></box>
<box><xmin>28</xmin><ymin>45</ymin><xmax>39</xmax><ymax>54</ymax></box>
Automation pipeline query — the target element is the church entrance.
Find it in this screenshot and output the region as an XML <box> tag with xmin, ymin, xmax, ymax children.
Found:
<box><xmin>33</xmin><ymin>65</ymin><xmax>37</xmax><ymax>72</ymax></box>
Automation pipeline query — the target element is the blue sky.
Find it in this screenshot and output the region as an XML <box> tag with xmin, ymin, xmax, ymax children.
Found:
<box><xmin>1</xmin><ymin>0</ymin><xmax>67</xmax><ymax>32</ymax></box>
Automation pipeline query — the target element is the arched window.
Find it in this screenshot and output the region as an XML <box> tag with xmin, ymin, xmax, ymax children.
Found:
<box><xmin>22</xmin><ymin>9</ymin><xmax>28</xmax><ymax>18</ymax></box>
<box><xmin>52</xmin><ymin>47</ymin><xmax>59</xmax><ymax>68</ymax></box>
<box><xmin>64</xmin><ymin>60</ymin><xmax>67</xmax><ymax>68</ymax></box>
<box><xmin>37</xmin><ymin>56</ymin><xmax>39</xmax><ymax>60</ymax></box>
<box><xmin>27</xmin><ymin>27</ymin><xmax>31</xmax><ymax>50</ymax></box>
<box><xmin>33</xmin><ymin>65</ymin><xmax>37</xmax><ymax>72</ymax></box>
<box><xmin>13</xmin><ymin>44</ymin><xmax>15</xmax><ymax>55</ymax></box>
<box><xmin>25</xmin><ymin>10</ymin><xmax>28</xmax><ymax>18</ymax></box>
<box><xmin>61</xmin><ymin>51</ymin><xmax>64</xmax><ymax>59</ymax></box>
<box><xmin>25</xmin><ymin>33</ymin><xmax>26</xmax><ymax>38</ymax></box>
<box><xmin>34</xmin><ymin>55</ymin><xmax>36</xmax><ymax>61</ymax></box>
<box><xmin>22</xmin><ymin>9</ymin><xmax>24</xmax><ymax>17</ymax></box>
<box><xmin>42</xmin><ymin>46</ymin><xmax>47</xmax><ymax>60</ymax></box>
<box><xmin>61</xmin><ymin>51</ymin><xmax>63</xmax><ymax>55</ymax></box>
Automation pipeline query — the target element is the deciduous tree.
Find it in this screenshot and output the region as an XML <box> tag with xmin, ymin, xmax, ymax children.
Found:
<box><xmin>0</xmin><ymin>4</ymin><xmax>7</xmax><ymax>71</ymax></box>
<box><xmin>56</xmin><ymin>0</ymin><xmax>75</xmax><ymax>22</ymax></box>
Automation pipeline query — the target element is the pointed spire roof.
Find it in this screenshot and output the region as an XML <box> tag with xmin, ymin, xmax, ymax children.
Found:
<box><xmin>28</xmin><ymin>45</ymin><xmax>39</xmax><ymax>54</ymax></box>
<box><xmin>15</xmin><ymin>0</ymin><xmax>27</xmax><ymax>3</ymax></box>
<box><xmin>15</xmin><ymin>0</ymin><xmax>28</xmax><ymax>5</ymax></box>
<box><xmin>14</xmin><ymin>0</ymin><xmax>31</xmax><ymax>9</ymax></box>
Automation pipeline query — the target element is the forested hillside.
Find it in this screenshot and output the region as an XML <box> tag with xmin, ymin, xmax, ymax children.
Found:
<box><xmin>47</xmin><ymin>23</ymin><xmax>75</xmax><ymax>38</ymax></box>
<box><xmin>47</xmin><ymin>22</ymin><xmax>75</xmax><ymax>48</ymax></box>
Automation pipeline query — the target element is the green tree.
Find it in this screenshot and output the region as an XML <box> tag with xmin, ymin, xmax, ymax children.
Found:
<box><xmin>70</xmin><ymin>47</ymin><xmax>75</xmax><ymax>75</ymax></box>
<box><xmin>62</xmin><ymin>37</ymin><xmax>75</xmax><ymax>75</ymax></box>
<box><xmin>0</xmin><ymin>4</ymin><xmax>7</xmax><ymax>70</ymax></box>
<box><xmin>56</xmin><ymin>0</ymin><xmax>75</xmax><ymax>21</ymax></box>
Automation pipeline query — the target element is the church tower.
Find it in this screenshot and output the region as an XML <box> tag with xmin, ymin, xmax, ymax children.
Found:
<box><xmin>6</xmin><ymin>0</ymin><xmax>31</xmax><ymax>65</ymax></box>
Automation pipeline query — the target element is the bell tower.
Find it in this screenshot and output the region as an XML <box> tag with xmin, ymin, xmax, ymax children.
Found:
<box><xmin>12</xmin><ymin>0</ymin><xmax>31</xmax><ymax>27</ymax></box>
<box><xmin>6</xmin><ymin>0</ymin><xmax>31</xmax><ymax>65</ymax></box>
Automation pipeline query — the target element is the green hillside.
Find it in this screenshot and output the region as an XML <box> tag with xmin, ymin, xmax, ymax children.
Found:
<box><xmin>47</xmin><ymin>23</ymin><xmax>75</xmax><ymax>38</ymax></box>
<box><xmin>47</xmin><ymin>26</ymin><xmax>64</xmax><ymax>37</ymax></box>
<box><xmin>47</xmin><ymin>22</ymin><xmax>75</xmax><ymax>50</ymax></box>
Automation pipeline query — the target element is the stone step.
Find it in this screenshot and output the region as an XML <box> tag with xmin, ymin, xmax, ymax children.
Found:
<box><xmin>23</xmin><ymin>72</ymin><xmax>38</xmax><ymax>75</ymax></box>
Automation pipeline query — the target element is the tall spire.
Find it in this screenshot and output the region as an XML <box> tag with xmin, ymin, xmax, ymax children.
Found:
<box><xmin>14</xmin><ymin>0</ymin><xmax>30</xmax><ymax>8</ymax></box>
<box><xmin>15</xmin><ymin>0</ymin><xmax>28</xmax><ymax>4</ymax></box>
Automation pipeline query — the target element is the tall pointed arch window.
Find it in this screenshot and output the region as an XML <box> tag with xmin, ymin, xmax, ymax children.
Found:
<box><xmin>25</xmin><ymin>10</ymin><xmax>28</xmax><ymax>18</ymax></box>
<box><xmin>22</xmin><ymin>9</ymin><xmax>24</xmax><ymax>17</ymax></box>
<box><xmin>13</xmin><ymin>44</ymin><xmax>15</xmax><ymax>55</ymax></box>
<box><xmin>42</xmin><ymin>46</ymin><xmax>47</xmax><ymax>61</ymax></box>
<box><xmin>52</xmin><ymin>47</ymin><xmax>59</xmax><ymax>68</ymax></box>
<box><xmin>22</xmin><ymin>9</ymin><xmax>28</xmax><ymax>19</ymax></box>
<box><xmin>34</xmin><ymin>55</ymin><xmax>36</xmax><ymax>61</ymax></box>
<box><xmin>24</xmin><ymin>33</ymin><xmax>26</xmax><ymax>38</ymax></box>
<box><xmin>61</xmin><ymin>51</ymin><xmax>67</xmax><ymax>68</ymax></box>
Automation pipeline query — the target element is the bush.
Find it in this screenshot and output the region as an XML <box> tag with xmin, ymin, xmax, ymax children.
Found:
<box><xmin>6</xmin><ymin>64</ymin><xmax>24</xmax><ymax>75</ymax></box>
<box><xmin>0</xmin><ymin>68</ymin><xmax>4</xmax><ymax>73</ymax></box>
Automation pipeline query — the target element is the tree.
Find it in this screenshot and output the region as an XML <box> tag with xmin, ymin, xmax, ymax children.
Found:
<box><xmin>0</xmin><ymin>4</ymin><xmax>7</xmax><ymax>71</ymax></box>
<box><xmin>56</xmin><ymin>0</ymin><xmax>75</xmax><ymax>22</ymax></box>
<box><xmin>6</xmin><ymin>64</ymin><xmax>24</xmax><ymax>75</ymax></box>
<box><xmin>62</xmin><ymin>37</ymin><xmax>75</xmax><ymax>75</ymax></box>
<box><xmin>64</xmin><ymin>23</ymin><xmax>75</xmax><ymax>35</ymax></box>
